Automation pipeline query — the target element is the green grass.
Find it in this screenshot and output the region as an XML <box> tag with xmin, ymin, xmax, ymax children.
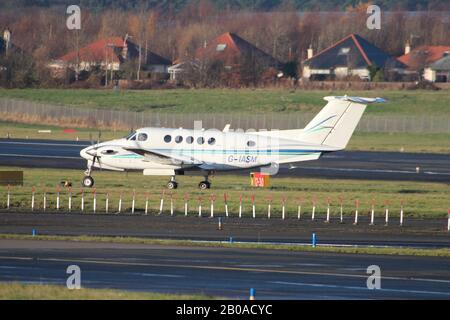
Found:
<box><xmin>1</xmin><ymin>166</ymin><xmax>449</xmax><ymax>218</ymax></box>
<box><xmin>0</xmin><ymin>282</ymin><xmax>215</xmax><ymax>300</ymax></box>
<box><xmin>1</xmin><ymin>234</ymin><xmax>450</xmax><ymax>258</ymax></box>
<box><xmin>1</xmin><ymin>88</ymin><xmax>450</xmax><ymax>114</ymax></box>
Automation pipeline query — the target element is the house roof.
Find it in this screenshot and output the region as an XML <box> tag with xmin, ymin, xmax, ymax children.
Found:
<box><xmin>194</xmin><ymin>32</ymin><xmax>282</xmax><ymax>68</ymax></box>
<box><xmin>429</xmin><ymin>55</ymin><xmax>450</xmax><ymax>71</ymax></box>
<box><xmin>398</xmin><ymin>46</ymin><xmax>450</xmax><ymax>68</ymax></box>
<box><xmin>58</xmin><ymin>37</ymin><xmax>171</xmax><ymax>66</ymax></box>
<box><xmin>304</xmin><ymin>34</ymin><xmax>404</xmax><ymax>70</ymax></box>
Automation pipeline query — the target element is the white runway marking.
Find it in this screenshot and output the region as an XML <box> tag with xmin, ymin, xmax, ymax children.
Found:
<box><xmin>270</xmin><ymin>281</ymin><xmax>450</xmax><ymax>297</ymax></box>
<box><xmin>294</xmin><ymin>166</ymin><xmax>450</xmax><ymax>175</ymax></box>
<box><xmin>125</xmin><ymin>272</ymin><xmax>184</xmax><ymax>278</ymax></box>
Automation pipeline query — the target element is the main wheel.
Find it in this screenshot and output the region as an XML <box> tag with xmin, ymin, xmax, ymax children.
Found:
<box><xmin>82</xmin><ymin>176</ymin><xmax>94</xmax><ymax>188</ymax></box>
<box><xmin>198</xmin><ymin>181</ymin><xmax>210</xmax><ymax>190</ymax></box>
<box><xmin>167</xmin><ymin>181</ymin><xmax>178</xmax><ymax>189</ymax></box>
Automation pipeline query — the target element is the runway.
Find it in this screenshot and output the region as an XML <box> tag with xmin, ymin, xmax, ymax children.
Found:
<box><xmin>0</xmin><ymin>138</ymin><xmax>449</xmax><ymax>182</ymax></box>
<box><xmin>1</xmin><ymin>239</ymin><xmax>450</xmax><ymax>299</ymax></box>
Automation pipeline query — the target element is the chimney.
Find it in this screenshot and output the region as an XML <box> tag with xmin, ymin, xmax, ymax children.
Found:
<box><xmin>307</xmin><ymin>45</ymin><xmax>313</xmax><ymax>59</ymax></box>
<box><xmin>404</xmin><ymin>42</ymin><xmax>411</xmax><ymax>55</ymax></box>
<box><xmin>122</xmin><ymin>34</ymin><xmax>129</xmax><ymax>59</ymax></box>
<box><xmin>203</xmin><ymin>40</ymin><xmax>207</xmax><ymax>48</ymax></box>
<box><xmin>3</xmin><ymin>28</ymin><xmax>11</xmax><ymax>52</ymax></box>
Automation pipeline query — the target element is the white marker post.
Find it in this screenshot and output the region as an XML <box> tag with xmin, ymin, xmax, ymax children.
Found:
<box><xmin>447</xmin><ymin>208</ymin><xmax>450</xmax><ymax>232</ymax></box>
<box><xmin>81</xmin><ymin>189</ymin><xmax>85</xmax><ymax>212</ymax></box>
<box><xmin>267</xmin><ymin>197</ymin><xmax>272</xmax><ymax>219</ymax></box>
<box><xmin>354</xmin><ymin>199</ymin><xmax>359</xmax><ymax>225</ymax></box>
<box><xmin>43</xmin><ymin>189</ymin><xmax>47</xmax><ymax>212</ymax></box>
<box><xmin>68</xmin><ymin>188</ymin><xmax>72</xmax><ymax>212</ymax></box>
<box><xmin>118</xmin><ymin>193</ymin><xmax>122</xmax><ymax>214</ymax></box>
<box><xmin>370</xmin><ymin>199</ymin><xmax>375</xmax><ymax>225</ymax></box>
<box><xmin>281</xmin><ymin>197</ymin><xmax>286</xmax><ymax>220</ymax></box>
<box><xmin>159</xmin><ymin>191</ymin><xmax>164</xmax><ymax>215</ymax></box>
<box><xmin>210</xmin><ymin>194</ymin><xmax>215</xmax><ymax>218</ymax></box>
<box><xmin>93</xmin><ymin>188</ymin><xmax>97</xmax><ymax>213</ymax></box>
<box><xmin>400</xmin><ymin>200</ymin><xmax>404</xmax><ymax>227</ymax></box>
<box><xmin>224</xmin><ymin>193</ymin><xmax>228</xmax><ymax>218</ymax></box>
<box><xmin>184</xmin><ymin>193</ymin><xmax>189</xmax><ymax>216</ymax></box>
<box><xmin>252</xmin><ymin>195</ymin><xmax>256</xmax><ymax>219</ymax></box>
<box><xmin>145</xmin><ymin>193</ymin><xmax>149</xmax><ymax>215</ymax></box>
<box><xmin>311</xmin><ymin>198</ymin><xmax>316</xmax><ymax>221</ymax></box>
<box><xmin>339</xmin><ymin>197</ymin><xmax>344</xmax><ymax>223</ymax></box>
<box><xmin>56</xmin><ymin>187</ymin><xmax>60</xmax><ymax>211</ymax></box>
<box><xmin>132</xmin><ymin>190</ymin><xmax>136</xmax><ymax>214</ymax></box>
<box><xmin>31</xmin><ymin>186</ymin><xmax>35</xmax><ymax>211</ymax></box>
<box><xmin>238</xmin><ymin>195</ymin><xmax>243</xmax><ymax>219</ymax></box>
<box><xmin>325</xmin><ymin>197</ymin><xmax>330</xmax><ymax>223</ymax></box>
<box><xmin>6</xmin><ymin>185</ymin><xmax>10</xmax><ymax>210</ymax></box>
<box><xmin>105</xmin><ymin>192</ymin><xmax>109</xmax><ymax>214</ymax></box>
<box><xmin>198</xmin><ymin>197</ymin><xmax>202</xmax><ymax>217</ymax></box>
<box><xmin>297</xmin><ymin>198</ymin><xmax>303</xmax><ymax>220</ymax></box>
<box><xmin>384</xmin><ymin>201</ymin><xmax>389</xmax><ymax>226</ymax></box>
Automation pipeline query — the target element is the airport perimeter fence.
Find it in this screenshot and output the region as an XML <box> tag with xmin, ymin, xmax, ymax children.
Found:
<box><xmin>1</xmin><ymin>185</ymin><xmax>450</xmax><ymax>230</ymax></box>
<box><xmin>1</xmin><ymin>97</ymin><xmax>450</xmax><ymax>133</ymax></box>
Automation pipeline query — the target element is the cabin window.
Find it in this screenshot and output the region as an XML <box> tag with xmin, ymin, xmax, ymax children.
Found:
<box><xmin>137</xmin><ymin>133</ymin><xmax>148</xmax><ymax>142</ymax></box>
<box><xmin>101</xmin><ymin>150</ymin><xmax>118</xmax><ymax>155</ymax></box>
<box><xmin>247</xmin><ymin>140</ymin><xmax>256</xmax><ymax>147</ymax></box>
<box><xmin>164</xmin><ymin>135</ymin><xmax>172</xmax><ymax>143</ymax></box>
<box><xmin>175</xmin><ymin>136</ymin><xmax>183</xmax><ymax>143</ymax></box>
<box><xmin>186</xmin><ymin>136</ymin><xmax>194</xmax><ymax>144</ymax></box>
<box><xmin>125</xmin><ymin>131</ymin><xmax>136</xmax><ymax>140</ymax></box>
<box><xmin>197</xmin><ymin>137</ymin><xmax>205</xmax><ymax>145</ymax></box>
<box><xmin>208</xmin><ymin>137</ymin><xmax>216</xmax><ymax>145</ymax></box>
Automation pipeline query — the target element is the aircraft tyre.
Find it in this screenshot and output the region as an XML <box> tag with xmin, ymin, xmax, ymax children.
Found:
<box><xmin>167</xmin><ymin>181</ymin><xmax>178</xmax><ymax>189</ymax></box>
<box><xmin>198</xmin><ymin>181</ymin><xmax>211</xmax><ymax>190</ymax></box>
<box><xmin>82</xmin><ymin>176</ymin><xmax>94</xmax><ymax>188</ymax></box>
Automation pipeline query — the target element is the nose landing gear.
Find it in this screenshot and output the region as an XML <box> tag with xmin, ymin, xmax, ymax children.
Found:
<box><xmin>82</xmin><ymin>175</ymin><xmax>94</xmax><ymax>188</ymax></box>
<box><xmin>166</xmin><ymin>176</ymin><xmax>178</xmax><ymax>189</ymax></box>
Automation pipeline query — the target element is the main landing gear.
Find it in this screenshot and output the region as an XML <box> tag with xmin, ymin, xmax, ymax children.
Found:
<box><xmin>165</xmin><ymin>174</ymin><xmax>212</xmax><ymax>190</ymax></box>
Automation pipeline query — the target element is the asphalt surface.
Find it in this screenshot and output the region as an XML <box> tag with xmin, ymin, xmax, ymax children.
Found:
<box><xmin>1</xmin><ymin>239</ymin><xmax>450</xmax><ymax>299</ymax></box>
<box><xmin>1</xmin><ymin>212</ymin><xmax>449</xmax><ymax>248</ymax></box>
<box><xmin>0</xmin><ymin>138</ymin><xmax>449</xmax><ymax>182</ymax></box>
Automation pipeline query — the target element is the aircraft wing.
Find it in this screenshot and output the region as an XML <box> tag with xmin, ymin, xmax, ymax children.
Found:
<box><xmin>124</xmin><ymin>147</ymin><xmax>204</xmax><ymax>165</ymax></box>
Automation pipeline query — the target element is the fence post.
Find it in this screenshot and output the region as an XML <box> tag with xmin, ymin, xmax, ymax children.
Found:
<box><xmin>145</xmin><ymin>193</ymin><xmax>149</xmax><ymax>215</ymax></box>
<box><xmin>56</xmin><ymin>186</ymin><xmax>60</xmax><ymax>211</ymax></box>
<box><xmin>238</xmin><ymin>195</ymin><xmax>243</xmax><ymax>218</ymax></box>
<box><xmin>184</xmin><ymin>193</ymin><xmax>189</xmax><ymax>216</ymax></box>
<box><xmin>43</xmin><ymin>188</ymin><xmax>47</xmax><ymax>212</ymax></box>
<box><xmin>118</xmin><ymin>192</ymin><xmax>122</xmax><ymax>214</ymax></box>
<box><xmin>132</xmin><ymin>190</ymin><xmax>136</xmax><ymax>214</ymax></box>
<box><xmin>93</xmin><ymin>188</ymin><xmax>97</xmax><ymax>213</ymax></box>
<box><xmin>224</xmin><ymin>193</ymin><xmax>228</xmax><ymax>217</ymax></box>
<box><xmin>353</xmin><ymin>199</ymin><xmax>359</xmax><ymax>225</ymax></box>
<box><xmin>81</xmin><ymin>189</ymin><xmax>85</xmax><ymax>212</ymax></box>
<box><xmin>400</xmin><ymin>200</ymin><xmax>404</xmax><ymax>227</ymax></box>
<box><xmin>159</xmin><ymin>191</ymin><xmax>164</xmax><ymax>215</ymax></box>
<box><xmin>210</xmin><ymin>194</ymin><xmax>215</xmax><ymax>218</ymax></box>
<box><xmin>370</xmin><ymin>198</ymin><xmax>375</xmax><ymax>225</ymax></box>
<box><xmin>297</xmin><ymin>197</ymin><xmax>303</xmax><ymax>220</ymax></box>
<box><xmin>311</xmin><ymin>196</ymin><xmax>316</xmax><ymax>221</ymax></box>
<box><xmin>252</xmin><ymin>195</ymin><xmax>256</xmax><ymax>219</ymax></box>
<box><xmin>6</xmin><ymin>185</ymin><xmax>10</xmax><ymax>209</ymax></box>
<box><xmin>68</xmin><ymin>187</ymin><xmax>72</xmax><ymax>212</ymax></box>
<box><xmin>31</xmin><ymin>186</ymin><xmax>35</xmax><ymax>211</ymax></box>
<box><xmin>339</xmin><ymin>196</ymin><xmax>344</xmax><ymax>223</ymax></box>
<box><xmin>384</xmin><ymin>200</ymin><xmax>389</xmax><ymax>226</ymax></box>
<box><xmin>106</xmin><ymin>192</ymin><xmax>109</xmax><ymax>214</ymax></box>
<box><xmin>267</xmin><ymin>196</ymin><xmax>272</xmax><ymax>219</ymax></box>
<box><xmin>447</xmin><ymin>208</ymin><xmax>450</xmax><ymax>232</ymax></box>
<box><xmin>198</xmin><ymin>196</ymin><xmax>202</xmax><ymax>217</ymax></box>
<box><xmin>325</xmin><ymin>197</ymin><xmax>330</xmax><ymax>223</ymax></box>
<box><xmin>281</xmin><ymin>196</ymin><xmax>286</xmax><ymax>220</ymax></box>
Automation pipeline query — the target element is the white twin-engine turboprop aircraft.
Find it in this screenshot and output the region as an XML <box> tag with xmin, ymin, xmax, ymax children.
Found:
<box><xmin>80</xmin><ymin>96</ymin><xmax>385</xmax><ymax>189</ymax></box>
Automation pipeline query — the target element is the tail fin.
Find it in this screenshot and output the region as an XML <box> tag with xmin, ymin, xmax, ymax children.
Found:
<box><xmin>298</xmin><ymin>96</ymin><xmax>385</xmax><ymax>149</ymax></box>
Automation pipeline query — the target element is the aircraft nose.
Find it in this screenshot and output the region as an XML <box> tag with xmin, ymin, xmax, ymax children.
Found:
<box><xmin>80</xmin><ymin>146</ymin><xmax>96</xmax><ymax>159</ymax></box>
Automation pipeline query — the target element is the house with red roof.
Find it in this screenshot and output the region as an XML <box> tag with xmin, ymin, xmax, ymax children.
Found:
<box><xmin>49</xmin><ymin>35</ymin><xmax>171</xmax><ymax>80</ymax></box>
<box><xmin>169</xmin><ymin>32</ymin><xmax>282</xmax><ymax>81</ymax></box>
<box><xmin>302</xmin><ymin>34</ymin><xmax>405</xmax><ymax>81</ymax></box>
<box><xmin>398</xmin><ymin>45</ymin><xmax>450</xmax><ymax>82</ymax></box>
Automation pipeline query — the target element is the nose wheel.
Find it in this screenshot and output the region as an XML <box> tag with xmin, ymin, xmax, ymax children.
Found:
<box><xmin>166</xmin><ymin>176</ymin><xmax>178</xmax><ymax>189</ymax></box>
<box><xmin>82</xmin><ymin>176</ymin><xmax>94</xmax><ymax>188</ymax></box>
